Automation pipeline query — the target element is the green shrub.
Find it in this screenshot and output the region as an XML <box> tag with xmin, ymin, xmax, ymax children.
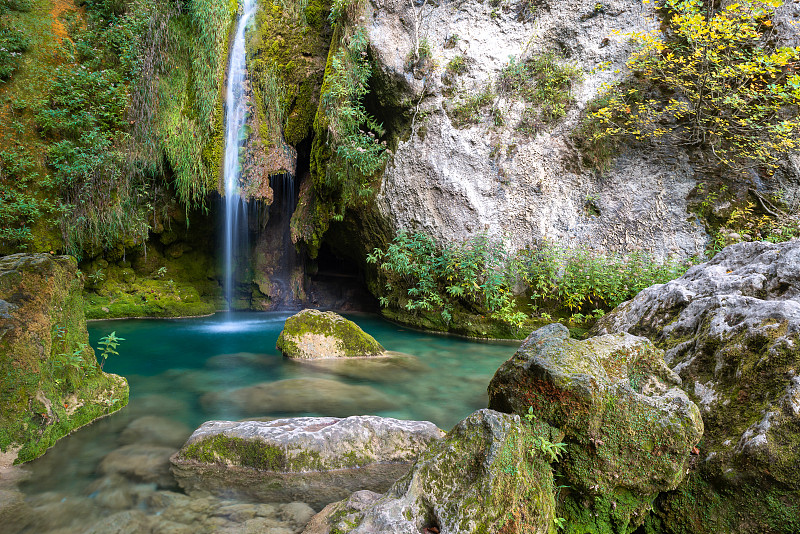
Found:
<box><xmin>368</xmin><ymin>232</ymin><xmax>693</xmax><ymax>330</ymax></box>
<box><xmin>586</xmin><ymin>0</ymin><xmax>800</xmax><ymax>171</ymax></box>
<box><xmin>368</xmin><ymin>232</ymin><xmax>529</xmax><ymax>327</ymax></box>
<box><xmin>498</xmin><ymin>52</ymin><xmax>582</xmax><ymax>134</ymax></box>
<box><xmin>316</xmin><ymin>27</ymin><xmax>389</xmax><ymax>220</ymax></box>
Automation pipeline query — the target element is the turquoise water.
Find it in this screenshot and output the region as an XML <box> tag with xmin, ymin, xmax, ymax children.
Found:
<box><xmin>5</xmin><ymin>312</ymin><xmax>518</xmax><ymax>533</ymax></box>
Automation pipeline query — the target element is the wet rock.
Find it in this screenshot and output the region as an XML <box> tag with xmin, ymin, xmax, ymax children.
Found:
<box><xmin>170</xmin><ymin>416</ymin><xmax>444</xmax><ymax>510</ymax></box>
<box><xmin>593</xmin><ymin>239</ymin><xmax>800</xmax><ymax>532</ymax></box>
<box><xmin>200</xmin><ymin>377</ymin><xmax>394</xmax><ymax>417</ymax></box>
<box><xmin>0</xmin><ymin>253</ymin><xmax>128</xmax><ymax>466</ymax></box>
<box><xmin>85</xmin><ymin>509</ymin><xmax>154</xmax><ymax>534</ymax></box>
<box><xmin>304</xmin><ymin>409</ymin><xmax>556</xmax><ymax>534</ymax></box>
<box><xmin>99</xmin><ymin>444</ymin><xmax>178</xmax><ymax>489</ymax></box>
<box><xmin>119</xmin><ymin>416</ymin><xmax>193</xmax><ymax>448</ymax></box>
<box><xmin>292</xmin><ymin>351</ymin><xmax>425</xmax><ymax>383</ymax></box>
<box><xmin>277</xmin><ymin>309</ymin><xmax>384</xmax><ymax>359</ymax></box>
<box><xmin>488</xmin><ymin>323</ymin><xmax>703</xmax><ymax>532</ymax></box>
<box><xmin>205</xmin><ymin>352</ymin><xmax>275</xmax><ymax>369</ymax></box>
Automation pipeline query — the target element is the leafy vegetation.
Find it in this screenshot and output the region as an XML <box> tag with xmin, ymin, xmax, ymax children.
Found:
<box><xmin>585</xmin><ymin>0</ymin><xmax>800</xmax><ymax>172</ymax></box>
<box><xmin>0</xmin><ymin>0</ymin><xmax>31</xmax><ymax>80</ymax></box>
<box><xmin>367</xmin><ymin>231</ymin><xmax>527</xmax><ymax>328</ymax></box>
<box><xmin>368</xmin><ymin>231</ymin><xmax>693</xmax><ymax>332</ymax></box>
<box><xmin>0</xmin><ymin>0</ymin><xmax>234</xmax><ymax>255</ymax></box>
<box><xmin>498</xmin><ymin>52</ymin><xmax>582</xmax><ymax>134</ymax></box>
<box><xmin>97</xmin><ymin>331</ymin><xmax>124</xmax><ymax>370</ymax></box>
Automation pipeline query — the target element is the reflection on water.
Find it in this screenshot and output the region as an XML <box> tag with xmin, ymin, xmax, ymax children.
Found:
<box><xmin>2</xmin><ymin>312</ymin><xmax>518</xmax><ymax>533</ymax></box>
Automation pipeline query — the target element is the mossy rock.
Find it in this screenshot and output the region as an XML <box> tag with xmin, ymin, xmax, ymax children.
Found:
<box><xmin>170</xmin><ymin>416</ymin><xmax>444</xmax><ymax>510</ymax></box>
<box><xmin>312</xmin><ymin>409</ymin><xmax>558</xmax><ymax>533</ymax></box>
<box><xmin>488</xmin><ymin>324</ymin><xmax>703</xmax><ymax>534</ymax></box>
<box><xmin>593</xmin><ymin>240</ymin><xmax>800</xmax><ymax>533</ymax></box>
<box><xmin>277</xmin><ymin>309</ymin><xmax>385</xmax><ymax>359</ymax></box>
<box><xmin>0</xmin><ymin>254</ymin><xmax>128</xmax><ymax>466</ymax></box>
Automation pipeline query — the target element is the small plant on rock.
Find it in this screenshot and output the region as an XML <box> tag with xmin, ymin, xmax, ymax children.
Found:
<box><xmin>97</xmin><ymin>331</ymin><xmax>124</xmax><ymax>371</ymax></box>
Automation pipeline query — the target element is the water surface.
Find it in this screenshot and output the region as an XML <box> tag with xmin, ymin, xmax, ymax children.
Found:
<box><xmin>4</xmin><ymin>312</ymin><xmax>518</xmax><ymax>533</ymax></box>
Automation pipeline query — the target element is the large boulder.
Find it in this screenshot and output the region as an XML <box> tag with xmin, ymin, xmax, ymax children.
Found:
<box><xmin>488</xmin><ymin>323</ymin><xmax>703</xmax><ymax>533</ymax></box>
<box><xmin>593</xmin><ymin>239</ymin><xmax>800</xmax><ymax>533</ymax></box>
<box><xmin>170</xmin><ymin>416</ymin><xmax>444</xmax><ymax>510</ymax></box>
<box><xmin>277</xmin><ymin>309</ymin><xmax>385</xmax><ymax>359</ymax></box>
<box><xmin>303</xmin><ymin>409</ymin><xmax>557</xmax><ymax>534</ymax></box>
<box><xmin>0</xmin><ymin>253</ymin><xmax>128</xmax><ymax>466</ymax></box>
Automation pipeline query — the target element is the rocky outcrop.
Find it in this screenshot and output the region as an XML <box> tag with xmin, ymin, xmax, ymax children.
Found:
<box><xmin>360</xmin><ymin>0</ymin><xmax>714</xmax><ymax>260</ymax></box>
<box><xmin>303</xmin><ymin>409</ymin><xmax>557</xmax><ymax>534</ymax></box>
<box><xmin>0</xmin><ymin>253</ymin><xmax>128</xmax><ymax>466</ymax></box>
<box><xmin>277</xmin><ymin>309</ymin><xmax>385</xmax><ymax>359</ymax></box>
<box><xmin>488</xmin><ymin>323</ymin><xmax>703</xmax><ymax>533</ymax></box>
<box><xmin>170</xmin><ymin>416</ymin><xmax>444</xmax><ymax>509</ymax></box>
<box><xmin>593</xmin><ymin>239</ymin><xmax>800</xmax><ymax>533</ymax></box>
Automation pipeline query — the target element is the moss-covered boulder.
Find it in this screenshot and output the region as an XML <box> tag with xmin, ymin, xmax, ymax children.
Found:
<box><xmin>593</xmin><ymin>239</ymin><xmax>800</xmax><ymax>533</ymax></box>
<box><xmin>303</xmin><ymin>409</ymin><xmax>558</xmax><ymax>534</ymax></box>
<box><xmin>277</xmin><ymin>309</ymin><xmax>385</xmax><ymax>359</ymax></box>
<box><xmin>488</xmin><ymin>323</ymin><xmax>703</xmax><ymax>534</ymax></box>
<box><xmin>170</xmin><ymin>416</ymin><xmax>444</xmax><ymax>509</ymax></box>
<box><xmin>0</xmin><ymin>254</ymin><xmax>128</xmax><ymax>466</ymax></box>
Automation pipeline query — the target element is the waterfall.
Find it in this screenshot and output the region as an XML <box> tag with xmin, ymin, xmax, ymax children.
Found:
<box><xmin>223</xmin><ymin>0</ymin><xmax>257</xmax><ymax>308</ymax></box>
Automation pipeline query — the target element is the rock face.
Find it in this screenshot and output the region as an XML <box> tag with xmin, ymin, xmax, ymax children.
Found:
<box><xmin>170</xmin><ymin>416</ymin><xmax>444</xmax><ymax>510</ymax></box>
<box><xmin>277</xmin><ymin>309</ymin><xmax>384</xmax><ymax>359</ymax></box>
<box><xmin>593</xmin><ymin>239</ymin><xmax>800</xmax><ymax>533</ymax></box>
<box><xmin>304</xmin><ymin>409</ymin><xmax>557</xmax><ymax>534</ymax></box>
<box><xmin>361</xmin><ymin>0</ymin><xmax>714</xmax><ymax>259</ymax></box>
<box><xmin>488</xmin><ymin>323</ymin><xmax>703</xmax><ymax>533</ymax></box>
<box><xmin>0</xmin><ymin>253</ymin><xmax>128</xmax><ymax>466</ymax></box>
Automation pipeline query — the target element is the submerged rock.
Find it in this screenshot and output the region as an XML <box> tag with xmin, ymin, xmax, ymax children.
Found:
<box><xmin>118</xmin><ymin>416</ymin><xmax>192</xmax><ymax>448</ymax></box>
<box><xmin>276</xmin><ymin>309</ymin><xmax>384</xmax><ymax>359</ymax></box>
<box><xmin>200</xmin><ymin>377</ymin><xmax>394</xmax><ymax>417</ymax></box>
<box><xmin>292</xmin><ymin>351</ymin><xmax>426</xmax><ymax>383</ymax></box>
<box><xmin>488</xmin><ymin>323</ymin><xmax>703</xmax><ymax>533</ymax></box>
<box><xmin>303</xmin><ymin>409</ymin><xmax>557</xmax><ymax>534</ymax></box>
<box><xmin>593</xmin><ymin>239</ymin><xmax>800</xmax><ymax>533</ymax></box>
<box><xmin>99</xmin><ymin>444</ymin><xmax>178</xmax><ymax>489</ymax></box>
<box><xmin>0</xmin><ymin>253</ymin><xmax>128</xmax><ymax>466</ymax></box>
<box><xmin>170</xmin><ymin>416</ymin><xmax>443</xmax><ymax>510</ymax></box>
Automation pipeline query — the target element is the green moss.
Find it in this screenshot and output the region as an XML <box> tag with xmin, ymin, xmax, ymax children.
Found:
<box><xmin>247</xmin><ymin>0</ymin><xmax>331</xmax><ymax>149</ymax></box>
<box><xmin>0</xmin><ymin>254</ymin><xmax>128</xmax><ymax>464</ymax></box>
<box><xmin>277</xmin><ymin>309</ymin><xmax>384</xmax><ymax>358</ymax></box>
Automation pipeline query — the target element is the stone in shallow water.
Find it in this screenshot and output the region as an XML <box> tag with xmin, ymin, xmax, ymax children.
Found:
<box><xmin>291</xmin><ymin>351</ymin><xmax>426</xmax><ymax>383</ymax></box>
<box><xmin>119</xmin><ymin>415</ymin><xmax>192</xmax><ymax>448</ymax></box>
<box><xmin>170</xmin><ymin>415</ymin><xmax>444</xmax><ymax>510</ymax></box>
<box><xmin>276</xmin><ymin>309</ymin><xmax>384</xmax><ymax>359</ymax></box>
<box><xmin>200</xmin><ymin>377</ymin><xmax>394</xmax><ymax>417</ymax></box>
<box><xmin>99</xmin><ymin>444</ymin><xmax>178</xmax><ymax>489</ymax></box>
<box><xmin>205</xmin><ymin>352</ymin><xmax>276</xmax><ymax>369</ymax></box>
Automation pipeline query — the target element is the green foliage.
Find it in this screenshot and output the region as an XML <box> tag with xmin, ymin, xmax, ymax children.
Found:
<box><xmin>367</xmin><ymin>231</ymin><xmax>528</xmax><ymax>328</ymax></box>
<box><xmin>369</xmin><ymin>231</ymin><xmax>692</xmax><ymax>332</ymax></box>
<box><xmin>448</xmin><ymin>85</ymin><xmax>497</xmax><ymax>127</ymax></box>
<box><xmin>587</xmin><ymin>0</ymin><xmax>800</xmax><ymax>171</ymax></box>
<box><xmin>446</xmin><ymin>54</ymin><xmax>467</xmax><ymax>75</ymax></box>
<box><xmin>0</xmin><ymin>0</ymin><xmax>30</xmax><ymax>81</ymax></box>
<box><xmin>498</xmin><ymin>52</ymin><xmax>582</xmax><ymax>134</ymax></box>
<box><xmin>692</xmin><ymin>182</ymin><xmax>800</xmax><ymax>256</ymax></box>
<box><xmin>315</xmin><ymin>26</ymin><xmax>389</xmax><ymax>220</ymax></box>
<box><xmin>522</xmin><ymin>240</ymin><xmax>692</xmax><ymax>312</ymax></box>
<box><xmin>96</xmin><ymin>331</ymin><xmax>124</xmax><ymax>370</ymax></box>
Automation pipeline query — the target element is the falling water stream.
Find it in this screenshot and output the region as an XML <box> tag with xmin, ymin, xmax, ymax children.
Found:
<box><xmin>223</xmin><ymin>0</ymin><xmax>258</xmax><ymax>308</ymax></box>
